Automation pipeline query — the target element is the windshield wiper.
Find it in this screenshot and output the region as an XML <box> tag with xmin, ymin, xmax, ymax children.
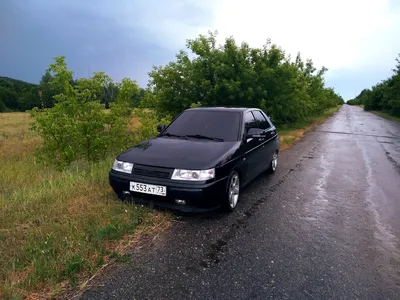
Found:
<box><xmin>185</xmin><ymin>134</ymin><xmax>224</xmax><ymax>142</ymax></box>
<box><xmin>159</xmin><ymin>132</ymin><xmax>188</xmax><ymax>139</ymax></box>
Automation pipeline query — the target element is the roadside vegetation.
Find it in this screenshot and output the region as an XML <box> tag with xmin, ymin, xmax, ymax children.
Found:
<box><xmin>0</xmin><ymin>31</ymin><xmax>343</xmax><ymax>299</ymax></box>
<box><xmin>369</xmin><ymin>110</ymin><xmax>400</xmax><ymax>123</ymax></box>
<box><xmin>278</xmin><ymin>105</ymin><xmax>341</xmax><ymax>150</ymax></box>
<box><xmin>0</xmin><ymin>112</ymin><xmax>171</xmax><ymax>299</ymax></box>
<box><xmin>347</xmin><ymin>54</ymin><xmax>400</xmax><ymax>119</ymax></box>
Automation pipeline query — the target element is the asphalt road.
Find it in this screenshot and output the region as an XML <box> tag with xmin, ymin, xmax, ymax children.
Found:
<box><xmin>80</xmin><ymin>105</ymin><xmax>400</xmax><ymax>300</ymax></box>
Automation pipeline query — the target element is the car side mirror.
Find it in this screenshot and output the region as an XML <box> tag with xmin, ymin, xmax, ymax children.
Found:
<box><xmin>157</xmin><ymin>124</ymin><xmax>166</xmax><ymax>133</ymax></box>
<box><xmin>246</xmin><ymin>128</ymin><xmax>265</xmax><ymax>138</ymax></box>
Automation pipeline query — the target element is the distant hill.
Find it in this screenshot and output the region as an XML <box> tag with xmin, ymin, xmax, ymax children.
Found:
<box><xmin>0</xmin><ymin>76</ymin><xmax>37</xmax><ymax>90</ymax></box>
<box><xmin>0</xmin><ymin>77</ymin><xmax>40</xmax><ymax>112</ymax></box>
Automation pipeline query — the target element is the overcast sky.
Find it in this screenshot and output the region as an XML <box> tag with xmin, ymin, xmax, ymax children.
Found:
<box><xmin>1</xmin><ymin>0</ymin><xmax>399</xmax><ymax>100</ymax></box>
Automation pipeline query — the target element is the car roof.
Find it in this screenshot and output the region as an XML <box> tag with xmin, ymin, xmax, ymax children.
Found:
<box><xmin>185</xmin><ymin>107</ymin><xmax>260</xmax><ymax>113</ymax></box>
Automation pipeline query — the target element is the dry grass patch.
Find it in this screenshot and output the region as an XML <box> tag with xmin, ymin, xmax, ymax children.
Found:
<box><xmin>0</xmin><ymin>112</ymin><xmax>41</xmax><ymax>158</ymax></box>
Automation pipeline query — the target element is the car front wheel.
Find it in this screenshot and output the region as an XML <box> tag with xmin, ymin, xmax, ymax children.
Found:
<box><xmin>223</xmin><ymin>171</ymin><xmax>240</xmax><ymax>212</ymax></box>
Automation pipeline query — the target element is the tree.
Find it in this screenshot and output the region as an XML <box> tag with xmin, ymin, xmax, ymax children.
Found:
<box><xmin>146</xmin><ymin>31</ymin><xmax>342</xmax><ymax>125</ymax></box>
<box><xmin>0</xmin><ymin>87</ymin><xmax>18</xmax><ymax>110</ymax></box>
<box><xmin>354</xmin><ymin>54</ymin><xmax>400</xmax><ymax>117</ymax></box>
<box><xmin>30</xmin><ymin>56</ymin><xmax>133</xmax><ymax>166</ymax></box>
<box><xmin>117</xmin><ymin>78</ymin><xmax>141</xmax><ymax>108</ymax></box>
<box><xmin>101</xmin><ymin>82</ymin><xmax>118</xmax><ymax>108</ymax></box>
<box><xmin>17</xmin><ymin>87</ymin><xmax>41</xmax><ymax>111</ymax></box>
<box><xmin>0</xmin><ymin>98</ymin><xmax>6</xmax><ymax>112</ymax></box>
<box><xmin>39</xmin><ymin>70</ymin><xmax>58</xmax><ymax>108</ymax></box>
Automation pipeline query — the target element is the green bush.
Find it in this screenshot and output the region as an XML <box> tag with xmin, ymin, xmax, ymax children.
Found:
<box><xmin>30</xmin><ymin>56</ymin><xmax>133</xmax><ymax>166</ymax></box>
<box><xmin>133</xmin><ymin>108</ymin><xmax>172</xmax><ymax>143</ymax></box>
<box><xmin>352</xmin><ymin>54</ymin><xmax>400</xmax><ymax>117</ymax></box>
<box><xmin>145</xmin><ymin>31</ymin><xmax>343</xmax><ymax>126</ymax></box>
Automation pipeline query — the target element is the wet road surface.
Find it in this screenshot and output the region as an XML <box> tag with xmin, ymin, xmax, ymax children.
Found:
<box><xmin>80</xmin><ymin>105</ymin><xmax>400</xmax><ymax>300</ymax></box>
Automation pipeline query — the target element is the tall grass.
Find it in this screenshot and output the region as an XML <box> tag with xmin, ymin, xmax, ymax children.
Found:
<box><xmin>370</xmin><ymin>110</ymin><xmax>400</xmax><ymax>123</ymax></box>
<box><xmin>0</xmin><ymin>112</ymin><xmax>171</xmax><ymax>299</ymax></box>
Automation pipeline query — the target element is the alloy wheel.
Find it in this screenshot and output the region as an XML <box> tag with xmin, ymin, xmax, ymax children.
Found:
<box><xmin>271</xmin><ymin>152</ymin><xmax>278</xmax><ymax>171</ymax></box>
<box><xmin>228</xmin><ymin>173</ymin><xmax>240</xmax><ymax>209</ymax></box>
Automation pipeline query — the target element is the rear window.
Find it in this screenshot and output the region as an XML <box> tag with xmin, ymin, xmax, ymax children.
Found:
<box><xmin>164</xmin><ymin>110</ymin><xmax>241</xmax><ymax>141</ymax></box>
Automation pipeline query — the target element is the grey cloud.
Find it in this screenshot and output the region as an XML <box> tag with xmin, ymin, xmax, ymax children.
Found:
<box><xmin>0</xmin><ymin>0</ymin><xmax>213</xmax><ymax>86</ymax></box>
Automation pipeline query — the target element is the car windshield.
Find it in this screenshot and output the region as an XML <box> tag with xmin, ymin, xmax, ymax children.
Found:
<box><xmin>162</xmin><ymin>110</ymin><xmax>241</xmax><ymax>141</ymax></box>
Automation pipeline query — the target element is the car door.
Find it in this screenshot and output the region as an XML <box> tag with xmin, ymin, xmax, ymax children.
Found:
<box><xmin>261</xmin><ymin>111</ymin><xmax>279</xmax><ymax>155</ymax></box>
<box><xmin>241</xmin><ymin>111</ymin><xmax>262</xmax><ymax>184</ymax></box>
<box><xmin>252</xmin><ymin>110</ymin><xmax>276</xmax><ymax>172</ymax></box>
<box><xmin>262</xmin><ymin>112</ymin><xmax>279</xmax><ymax>152</ymax></box>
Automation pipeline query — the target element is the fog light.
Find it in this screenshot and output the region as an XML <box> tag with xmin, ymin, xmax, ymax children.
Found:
<box><xmin>175</xmin><ymin>199</ymin><xmax>186</xmax><ymax>205</ymax></box>
<box><xmin>122</xmin><ymin>191</ymin><xmax>132</xmax><ymax>201</ymax></box>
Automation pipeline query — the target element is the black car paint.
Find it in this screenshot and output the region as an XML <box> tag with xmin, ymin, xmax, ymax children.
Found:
<box><xmin>117</xmin><ymin>138</ymin><xmax>240</xmax><ymax>170</ymax></box>
<box><xmin>109</xmin><ymin>107</ymin><xmax>280</xmax><ymax>212</ymax></box>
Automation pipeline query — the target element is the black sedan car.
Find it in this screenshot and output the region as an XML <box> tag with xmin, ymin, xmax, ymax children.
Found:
<box><xmin>109</xmin><ymin>107</ymin><xmax>280</xmax><ymax>212</ymax></box>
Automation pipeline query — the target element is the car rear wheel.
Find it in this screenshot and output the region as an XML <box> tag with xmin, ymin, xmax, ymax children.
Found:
<box><xmin>268</xmin><ymin>151</ymin><xmax>278</xmax><ymax>173</ymax></box>
<box><xmin>224</xmin><ymin>171</ymin><xmax>240</xmax><ymax>212</ymax></box>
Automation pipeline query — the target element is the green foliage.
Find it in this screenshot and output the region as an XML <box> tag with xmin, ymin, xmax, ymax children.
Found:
<box><xmin>350</xmin><ymin>54</ymin><xmax>400</xmax><ymax>117</ymax></box>
<box><xmin>101</xmin><ymin>82</ymin><xmax>118</xmax><ymax>109</ymax></box>
<box><xmin>0</xmin><ymin>79</ymin><xmax>41</xmax><ymax>112</ymax></box>
<box><xmin>0</xmin><ymin>98</ymin><xmax>6</xmax><ymax>112</ymax></box>
<box><xmin>117</xmin><ymin>78</ymin><xmax>141</xmax><ymax>108</ymax></box>
<box><xmin>38</xmin><ymin>70</ymin><xmax>61</xmax><ymax>109</ymax></box>
<box><xmin>0</xmin><ymin>86</ymin><xmax>18</xmax><ymax>111</ymax></box>
<box><xmin>190</xmin><ymin>101</ymin><xmax>202</xmax><ymax>108</ymax></box>
<box><xmin>133</xmin><ymin>109</ymin><xmax>172</xmax><ymax>143</ymax></box>
<box><xmin>146</xmin><ymin>31</ymin><xmax>343</xmax><ymax>126</ymax></box>
<box><xmin>0</xmin><ymin>77</ymin><xmax>38</xmax><ymax>109</ymax></box>
<box><xmin>63</xmin><ymin>254</ymin><xmax>87</xmax><ymax>284</ymax></box>
<box><xmin>29</xmin><ymin>56</ymin><xmax>133</xmax><ymax>166</ymax></box>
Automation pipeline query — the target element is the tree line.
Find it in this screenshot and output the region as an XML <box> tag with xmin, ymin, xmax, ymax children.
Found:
<box><xmin>0</xmin><ymin>73</ymin><xmax>145</xmax><ymax>113</ymax></box>
<box><xmin>10</xmin><ymin>32</ymin><xmax>343</xmax><ymax>166</ymax></box>
<box><xmin>347</xmin><ymin>55</ymin><xmax>400</xmax><ymax>117</ymax></box>
<box><xmin>143</xmin><ymin>32</ymin><xmax>344</xmax><ymax>126</ymax></box>
<box><xmin>0</xmin><ymin>77</ymin><xmax>40</xmax><ymax>112</ymax></box>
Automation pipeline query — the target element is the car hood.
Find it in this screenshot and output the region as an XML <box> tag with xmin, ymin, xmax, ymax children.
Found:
<box><xmin>117</xmin><ymin>137</ymin><xmax>240</xmax><ymax>169</ymax></box>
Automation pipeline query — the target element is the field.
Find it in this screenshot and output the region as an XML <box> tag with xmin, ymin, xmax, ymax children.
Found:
<box><xmin>0</xmin><ymin>106</ymin><xmax>340</xmax><ymax>298</ymax></box>
<box><xmin>0</xmin><ymin>112</ymin><xmax>171</xmax><ymax>299</ymax></box>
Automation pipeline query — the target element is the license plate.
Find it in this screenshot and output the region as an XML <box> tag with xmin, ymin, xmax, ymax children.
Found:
<box><xmin>129</xmin><ymin>181</ymin><xmax>167</xmax><ymax>196</ymax></box>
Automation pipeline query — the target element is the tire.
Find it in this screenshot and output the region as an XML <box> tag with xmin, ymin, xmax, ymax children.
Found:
<box><xmin>223</xmin><ymin>171</ymin><xmax>240</xmax><ymax>212</ymax></box>
<box><xmin>267</xmin><ymin>151</ymin><xmax>278</xmax><ymax>174</ymax></box>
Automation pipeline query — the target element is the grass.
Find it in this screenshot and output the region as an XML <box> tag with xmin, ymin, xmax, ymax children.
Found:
<box><xmin>277</xmin><ymin>106</ymin><xmax>341</xmax><ymax>150</ymax></box>
<box><xmin>0</xmin><ymin>112</ymin><xmax>172</xmax><ymax>299</ymax></box>
<box><xmin>370</xmin><ymin>110</ymin><xmax>400</xmax><ymax>123</ymax></box>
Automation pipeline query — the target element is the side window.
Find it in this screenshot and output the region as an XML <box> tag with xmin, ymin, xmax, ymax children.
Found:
<box><xmin>252</xmin><ymin>110</ymin><xmax>271</xmax><ymax>130</ymax></box>
<box><xmin>260</xmin><ymin>111</ymin><xmax>274</xmax><ymax>128</ymax></box>
<box><xmin>244</xmin><ymin>112</ymin><xmax>257</xmax><ymax>133</ymax></box>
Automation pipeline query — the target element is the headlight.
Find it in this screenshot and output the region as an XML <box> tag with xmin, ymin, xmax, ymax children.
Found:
<box><xmin>171</xmin><ymin>168</ymin><xmax>215</xmax><ymax>181</ymax></box>
<box><xmin>112</xmin><ymin>160</ymin><xmax>134</xmax><ymax>174</ymax></box>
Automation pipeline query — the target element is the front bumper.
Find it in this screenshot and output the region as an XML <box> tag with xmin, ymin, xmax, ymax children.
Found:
<box><xmin>109</xmin><ymin>170</ymin><xmax>228</xmax><ymax>212</ymax></box>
